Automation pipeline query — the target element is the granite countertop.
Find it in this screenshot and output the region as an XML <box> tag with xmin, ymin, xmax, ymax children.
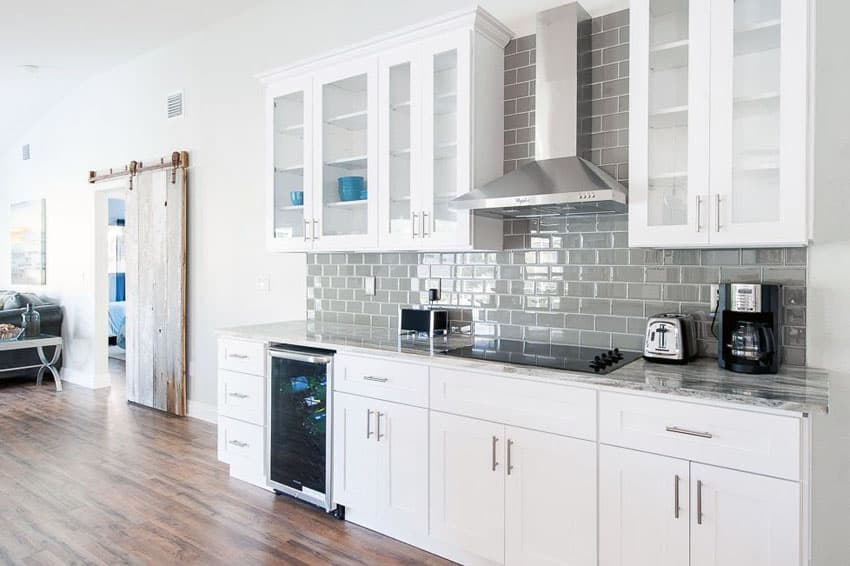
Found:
<box><xmin>218</xmin><ymin>320</ymin><xmax>829</xmax><ymax>414</ymax></box>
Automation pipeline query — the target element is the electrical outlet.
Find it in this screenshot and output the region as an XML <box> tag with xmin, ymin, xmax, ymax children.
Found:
<box><xmin>256</xmin><ymin>275</ymin><xmax>270</xmax><ymax>293</ymax></box>
<box><xmin>364</xmin><ymin>276</ymin><xmax>376</xmax><ymax>296</ymax></box>
<box><xmin>710</xmin><ymin>284</ymin><xmax>720</xmax><ymax>313</ymax></box>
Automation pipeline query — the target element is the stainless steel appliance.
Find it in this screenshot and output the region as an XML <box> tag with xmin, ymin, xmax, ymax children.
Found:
<box><xmin>441</xmin><ymin>339</ymin><xmax>641</xmax><ymax>374</ymax></box>
<box><xmin>267</xmin><ymin>343</ymin><xmax>338</xmax><ymax>513</ymax></box>
<box><xmin>450</xmin><ymin>2</ymin><xmax>628</xmax><ymax>218</ymax></box>
<box><xmin>399</xmin><ymin>307</ymin><xmax>448</xmax><ymax>337</ymax></box>
<box><xmin>643</xmin><ymin>313</ymin><xmax>698</xmax><ymax>363</ymax></box>
<box><xmin>717</xmin><ymin>283</ymin><xmax>780</xmax><ymax>374</ymax></box>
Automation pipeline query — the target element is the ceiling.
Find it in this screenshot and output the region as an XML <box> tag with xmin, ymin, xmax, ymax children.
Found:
<box><xmin>0</xmin><ymin>0</ymin><xmax>626</xmax><ymax>154</ymax></box>
<box><xmin>0</xmin><ymin>0</ymin><xmax>267</xmax><ymax>153</ymax></box>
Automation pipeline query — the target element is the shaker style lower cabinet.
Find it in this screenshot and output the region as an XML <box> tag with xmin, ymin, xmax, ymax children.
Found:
<box><xmin>690</xmin><ymin>463</ymin><xmax>800</xmax><ymax>566</ymax></box>
<box><xmin>504</xmin><ymin>426</ymin><xmax>597</xmax><ymax>566</ymax></box>
<box><xmin>599</xmin><ymin>446</ymin><xmax>691</xmax><ymax>566</ymax></box>
<box><xmin>332</xmin><ymin>391</ymin><xmax>428</xmax><ymax>541</ymax></box>
<box><xmin>429</xmin><ymin>411</ymin><xmax>506</xmax><ymax>564</ymax></box>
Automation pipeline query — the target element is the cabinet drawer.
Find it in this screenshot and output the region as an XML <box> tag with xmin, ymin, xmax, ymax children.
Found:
<box><xmin>334</xmin><ymin>353</ymin><xmax>428</xmax><ymax>407</ymax></box>
<box><xmin>430</xmin><ymin>366</ymin><xmax>597</xmax><ymax>441</ymax></box>
<box><xmin>218</xmin><ymin>338</ymin><xmax>265</xmax><ymax>376</ymax></box>
<box><xmin>218</xmin><ymin>370</ymin><xmax>264</xmax><ymax>425</ymax></box>
<box><xmin>599</xmin><ymin>392</ymin><xmax>801</xmax><ymax>480</ymax></box>
<box><xmin>217</xmin><ymin>416</ymin><xmax>265</xmax><ymax>485</ymax></box>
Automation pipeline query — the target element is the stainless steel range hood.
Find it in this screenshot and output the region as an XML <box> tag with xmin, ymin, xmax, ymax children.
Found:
<box><xmin>451</xmin><ymin>2</ymin><xmax>628</xmax><ymax>218</ymax></box>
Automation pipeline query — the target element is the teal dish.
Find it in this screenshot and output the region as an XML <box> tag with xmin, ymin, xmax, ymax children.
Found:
<box><xmin>338</xmin><ymin>176</ymin><xmax>366</xmax><ymax>202</ymax></box>
<box><xmin>289</xmin><ymin>191</ymin><xmax>304</xmax><ymax>206</ymax></box>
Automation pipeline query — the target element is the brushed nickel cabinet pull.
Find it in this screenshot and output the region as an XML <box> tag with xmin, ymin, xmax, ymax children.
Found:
<box><xmin>697</xmin><ymin>479</ymin><xmax>703</xmax><ymax>525</ymax></box>
<box><xmin>715</xmin><ymin>194</ymin><xmax>721</xmax><ymax>232</ymax></box>
<box><xmin>422</xmin><ymin>211</ymin><xmax>429</xmax><ymax>237</ymax></box>
<box><xmin>674</xmin><ymin>474</ymin><xmax>680</xmax><ymax>519</ymax></box>
<box><xmin>228</xmin><ymin>392</ymin><xmax>249</xmax><ymax>399</ymax></box>
<box><xmin>304</xmin><ymin>219</ymin><xmax>310</xmax><ymax>241</ymax></box>
<box><xmin>228</xmin><ymin>353</ymin><xmax>249</xmax><ymax>359</ymax></box>
<box><xmin>695</xmin><ymin>195</ymin><xmax>703</xmax><ymax>232</ymax></box>
<box><xmin>362</xmin><ymin>375</ymin><xmax>389</xmax><ymax>383</ymax></box>
<box><xmin>313</xmin><ymin>219</ymin><xmax>319</xmax><ymax>239</ymax></box>
<box><xmin>228</xmin><ymin>439</ymin><xmax>248</xmax><ymax>448</ymax></box>
<box><xmin>376</xmin><ymin>411</ymin><xmax>384</xmax><ymax>441</ymax></box>
<box><xmin>366</xmin><ymin>409</ymin><xmax>374</xmax><ymax>439</ymax></box>
<box><xmin>666</xmin><ymin>426</ymin><xmax>713</xmax><ymax>439</ymax></box>
<box><xmin>507</xmin><ymin>439</ymin><xmax>514</xmax><ymax>475</ymax></box>
<box><xmin>412</xmin><ymin>212</ymin><xmax>419</xmax><ymax>237</ymax></box>
<box><xmin>491</xmin><ymin>436</ymin><xmax>499</xmax><ymax>472</ymax></box>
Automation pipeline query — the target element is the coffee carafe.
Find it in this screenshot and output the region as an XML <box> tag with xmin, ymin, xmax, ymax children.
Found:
<box><xmin>718</xmin><ymin>284</ymin><xmax>781</xmax><ymax>374</ymax></box>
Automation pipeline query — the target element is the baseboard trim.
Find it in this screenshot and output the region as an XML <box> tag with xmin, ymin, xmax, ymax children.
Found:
<box><xmin>187</xmin><ymin>400</ymin><xmax>217</xmax><ymax>424</ymax></box>
<box><xmin>61</xmin><ymin>368</ymin><xmax>111</xmax><ymax>389</ymax></box>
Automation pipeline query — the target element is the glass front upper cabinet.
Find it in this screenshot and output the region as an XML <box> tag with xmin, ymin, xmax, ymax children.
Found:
<box><xmin>314</xmin><ymin>61</ymin><xmax>378</xmax><ymax>249</ymax></box>
<box><xmin>270</xmin><ymin>81</ymin><xmax>311</xmax><ymax>250</ymax></box>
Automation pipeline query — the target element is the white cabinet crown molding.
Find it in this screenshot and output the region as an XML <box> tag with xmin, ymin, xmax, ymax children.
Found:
<box><xmin>256</xmin><ymin>7</ymin><xmax>513</xmax><ymax>85</ymax></box>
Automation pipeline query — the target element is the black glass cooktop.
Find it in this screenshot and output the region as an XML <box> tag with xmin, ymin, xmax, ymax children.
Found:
<box><xmin>441</xmin><ymin>339</ymin><xmax>642</xmax><ymax>374</ymax></box>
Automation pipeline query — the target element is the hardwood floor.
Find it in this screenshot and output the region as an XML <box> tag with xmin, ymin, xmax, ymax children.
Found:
<box><xmin>0</xmin><ymin>366</ymin><xmax>451</xmax><ymax>565</ymax></box>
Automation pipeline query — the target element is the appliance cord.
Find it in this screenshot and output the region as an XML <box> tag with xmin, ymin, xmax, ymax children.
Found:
<box><xmin>710</xmin><ymin>297</ymin><xmax>721</xmax><ymax>339</ymax></box>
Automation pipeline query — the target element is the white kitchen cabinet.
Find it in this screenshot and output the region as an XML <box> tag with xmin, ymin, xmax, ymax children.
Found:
<box><xmin>630</xmin><ymin>0</ymin><xmax>809</xmax><ymax>248</ymax></box>
<box><xmin>261</xmin><ymin>8</ymin><xmax>509</xmax><ymax>252</ymax></box>
<box><xmin>429</xmin><ymin>411</ymin><xmax>506</xmax><ymax>564</ymax></box>
<box><xmin>690</xmin><ymin>463</ymin><xmax>801</xmax><ymax>566</ymax></box>
<box><xmin>505</xmin><ymin>427</ymin><xmax>597</xmax><ymax>566</ymax></box>
<box><xmin>599</xmin><ymin>445</ymin><xmax>690</xmax><ymax>566</ymax></box>
<box><xmin>333</xmin><ymin>392</ymin><xmax>428</xmax><ymax>540</ymax></box>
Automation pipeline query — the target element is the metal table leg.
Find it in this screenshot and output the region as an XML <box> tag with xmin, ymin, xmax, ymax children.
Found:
<box><xmin>36</xmin><ymin>343</ymin><xmax>63</xmax><ymax>392</ymax></box>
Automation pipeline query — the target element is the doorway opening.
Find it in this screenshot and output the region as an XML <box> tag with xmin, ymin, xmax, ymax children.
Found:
<box><xmin>106</xmin><ymin>197</ymin><xmax>126</xmax><ymax>379</ymax></box>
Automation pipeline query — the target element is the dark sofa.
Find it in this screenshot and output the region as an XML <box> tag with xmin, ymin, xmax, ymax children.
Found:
<box><xmin>0</xmin><ymin>292</ymin><xmax>63</xmax><ymax>379</ymax></box>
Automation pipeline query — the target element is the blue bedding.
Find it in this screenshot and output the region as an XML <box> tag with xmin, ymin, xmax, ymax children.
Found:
<box><xmin>108</xmin><ymin>301</ymin><xmax>126</xmax><ymax>348</ymax></box>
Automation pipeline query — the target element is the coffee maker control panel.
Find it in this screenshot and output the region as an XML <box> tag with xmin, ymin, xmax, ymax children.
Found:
<box><xmin>730</xmin><ymin>283</ymin><xmax>762</xmax><ymax>312</ymax></box>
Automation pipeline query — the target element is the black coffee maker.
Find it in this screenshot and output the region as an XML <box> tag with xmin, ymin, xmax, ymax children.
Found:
<box><xmin>717</xmin><ymin>283</ymin><xmax>780</xmax><ymax>374</ymax></box>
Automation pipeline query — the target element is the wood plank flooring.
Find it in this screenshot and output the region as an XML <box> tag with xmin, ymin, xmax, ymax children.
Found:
<box><xmin>0</xmin><ymin>366</ymin><xmax>451</xmax><ymax>565</ymax></box>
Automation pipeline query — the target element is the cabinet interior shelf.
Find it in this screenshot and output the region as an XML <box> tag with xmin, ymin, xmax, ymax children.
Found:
<box><xmin>435</xmin><ymin>141</ymin><xmax>458</xmax><ymax>160</ymax></box>
<box><xmin>278</xmin><ymin>204</ymin><xmax>304</xmax><ymax>211</ymax></box>
<box><xmin>649</xmin><ymin>39</ymin><xmax>688</xmax><ymax>71</ymax></box>
<box><xmin>736</xmin><ymin>18</ymin><xmax>781</xmax><ymax>35</ymax></box>
<box><xmin>326</xmin><ymin>110</ymin><xmax>368</xmax><ymax>131</ymax></box>
<box><xmin>391</xmin><ymin>100</ymin><xmax>411</xmax><ymax>112</ymax></box>
<box><xmin>649</xmin><ymin>171</ymin><xmax>688</xmax><ymax>180</ymax></box>
<box><xmin>275</xmin><ymin>165</ymin><xmax>304</xmax><ymax>174</ymax></box>
<box><xmin>435</xmin><ymin>91</ymin><xmax>458</xmax><ymax>115</ymax></box>
<box><xmin>327</xmin><ymin>199</ymin><xmax>367</xmax><ymax>208</ymax></box>
<box><xmin>276</xmin><ymin>124</ymin><xmax>304</xmax><ymax>137</ymax></box>
<box><xmin>733</xmin><ymin>91</ymin><xmax>780</xmax><ymax>105</ymax></box>
<box><xmin>649</xmin><ymin>105</ymin><xmax>688</xmax><ymax>128</ymax></box>
<box><xmin>324</xmin><ymin>155</ymin><xmax>368</xmax><ymax>170</ymax></box>
<box><xmin>390</xmin><ymin>148</ymin><xmax>411</xmax><ymax>158</ymax></box>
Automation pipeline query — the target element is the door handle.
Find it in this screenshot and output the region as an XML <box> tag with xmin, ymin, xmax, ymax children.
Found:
<box><xmin>674</xmin><ymin>474</ymin><xmax>680</xmax><ymax>519</ymax></box>
<box><xmin>695</xmin><ymin>195</ymin><xmax>702</xmax><ymax>232</ymax></box>
<box><xmin>697</xmin><ymin>479</ymin><xmax>703</xmax><ymax>525</ymax></box>
<box><xmin>362</xmin><ymin>375</ymin><xmax>389</xmax><ymax>383</ymax></box>
<box><xmin>715</xmin><ymin>194</ymin><xmax>721</xmax><ymax>232</ymax></box>
<box><xmin>491</xmin><ymin>436</ymin><xmax>499</xmax><ymax>472</ymax></box>
<box><xmin>366</xmin><ymin>409</ymin><xmax>374</xmax><ymax>439</ymax></box>
<box><xmin>228</xmin><ymin>392</ymin><xmax>249</xmax><ymax>399</ymax></box>
<box><xmin>376</xmin><ymin>411</ymin><xmax>384</xmax><ymax>442</ymax></box>
<box><xmin>422</xmin><ymin>211</ymin><xmax>429</xmax><ymax>237</ymax></box>
<box><xmin>412</xmin><ymin>212</ymin><xmax>419</xmax><ymax>238</ymax></box>
<box><xmin>666</xmin><ymin>426</ymin><xmax>713</xmax><ymax>439</ymax></box>
<box><xmin>228</xmin><ymin>439</ymin><xmax>248</xmax><ymax>448</ymax></box>
<box><xmin>507</xmin><ymin>439</ymin><xmax>514</xmax><ymax>475</ymax></box>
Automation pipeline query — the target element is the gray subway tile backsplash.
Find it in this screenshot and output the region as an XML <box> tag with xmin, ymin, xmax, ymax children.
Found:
<box><xmin>305</xmin><ymin>10</ymin><xmax>807</xmax><ymax>366</ymax></box>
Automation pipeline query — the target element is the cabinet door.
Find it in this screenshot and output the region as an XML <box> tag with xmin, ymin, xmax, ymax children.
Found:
<box><xmin>378</xmin><ymin>45</ymin><xmax>423</xmax><ymax>249</ymax></box>
<box><xmin>374</xmin><ymin>400</ymin><xmax>428</xmax><ymax>537</ymax></box>
<box><xmin>420</xmin><ymin>30</ymin><xmax>473</xmax><ymax>248</ymax></box>
<box><xmin>708</xmin><ymin>0</ymin><xmax>808</xmax><ymax>246</ymax></box>
<box><xmin>691</xmin><ymin>463</ymin><xmax>800</xmax><ymax>566</ymax></box>
<box><xmin>505</xmin><ymin>427</ymin><xmax>597</xmax><ymax>566</ymax></box>
<box><xmin>629</xmin><ymin>0</ymin><xmax>711</xmax><ymax>247</ymax></box>
<box><xmin>599</xmin><ymin>445</ymin><xmax>690</xmax><ymax>566</ymax></box>
<box><xmin>268</xmin><ymin>77</ymin><xmax>312</xmax><ymax>251</ymax></box>
<box><xmin>313</xmin><ymin>58</ymin><xmax>379</xmax><ymax>250</ymax></box>
<box><xmin>332</xmin><ymin>392</ymin><xmax>378</xmax><ymax>521</ymax></box>
<box><xmin>429</xmin><ymin>411</ymin><xmax>505</xmax><ymax>564</ymax></box>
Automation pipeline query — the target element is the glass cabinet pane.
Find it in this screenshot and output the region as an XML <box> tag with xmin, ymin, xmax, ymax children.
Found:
<box><xmin>647</xmin><ymin>0</ymin><xmax>689</xmax><ymax>226</ymax></box>
<box><xmin>730</xmin><ymin>0</ymin><xmax>781</xmax><ymax>224</ymax></box>
<box><xmin>388</xmin><ymin>62</ymin><xmax>413</xmax><ymax>237</ymax></box>
<box><xmin>431</xmin><ymin>49</ymin><xmax>459</xmax><ymax>236</ymax></box>
<box><xmin>321</xmin><ymin>73</ymin><xmax>369</xmax><ymax>237</ymax></box>
<box><xmin>273</xmin><ymin>91</ymin><xmax>306</xmax><ymax>240</ymax></box>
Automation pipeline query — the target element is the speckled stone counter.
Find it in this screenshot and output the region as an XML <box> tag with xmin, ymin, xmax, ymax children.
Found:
<box><xmin>218</xmin><ymin>321</ymin><xmax>829</xmax><ymax>414</ymax></box>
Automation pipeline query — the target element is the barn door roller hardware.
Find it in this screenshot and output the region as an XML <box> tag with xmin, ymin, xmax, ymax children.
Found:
<box><xmin>88</xmin><ymin>151</ymin><xmax>189</xmax><ymax>187</ymax></box>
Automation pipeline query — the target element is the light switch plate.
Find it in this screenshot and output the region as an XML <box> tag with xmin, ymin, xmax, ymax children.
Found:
<box><xmin>365</xmin><ymin>276</ymin><xmax>376</xmax><ymax>296</ymax></box>
<box><xmin>256</xmin><ymin>275</ymin><xmax>271</xmax><ymax>293</ymax></box>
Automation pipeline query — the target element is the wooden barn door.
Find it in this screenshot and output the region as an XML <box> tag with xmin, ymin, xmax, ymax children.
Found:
<box><xmin>124</xmin><ymin>167</ymin><xmax>187</xmax><ymax>415</ymax></box>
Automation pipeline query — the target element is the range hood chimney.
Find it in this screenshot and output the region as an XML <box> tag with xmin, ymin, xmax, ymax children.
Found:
<box><xmin>451</xmin><ymin>2</ymin><xmax>628</xmax><ymax>218</ymax></box>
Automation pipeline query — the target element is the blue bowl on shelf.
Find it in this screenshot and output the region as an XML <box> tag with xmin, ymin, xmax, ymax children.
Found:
<box><xmin>338</xmin><ymin>176</ymin><xmax>366</xmax><ymax>201</ymax></box>
<box><xmin>289</xmin><ymin>191</ymin><xmax>304</xmax><ymax>206</ymax></box>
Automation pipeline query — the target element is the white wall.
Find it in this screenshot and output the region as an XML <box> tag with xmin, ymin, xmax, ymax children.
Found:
<box><xmin>809</xmin><ymin>0</ymin><xmax>850</xmax><ymax>563</ymax></box>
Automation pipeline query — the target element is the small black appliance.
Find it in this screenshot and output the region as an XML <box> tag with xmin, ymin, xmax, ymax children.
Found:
<box><xmin>716</xmin><ymin>283</ymin><xmax>780</xmax><ymax>374</ymax></box>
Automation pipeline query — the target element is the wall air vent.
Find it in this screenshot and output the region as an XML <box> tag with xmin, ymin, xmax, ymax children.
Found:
<box><xmin>22</xmin><ymin>144</ymin><xmax>30</xmax><ymax>160</ymax></box>
<box><xmin>167</xmin><ymin>91</ymin><xmax>183</xmax><ymax>119</ymax></box>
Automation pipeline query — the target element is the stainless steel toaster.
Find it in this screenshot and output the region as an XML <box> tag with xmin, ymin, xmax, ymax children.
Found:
<box><xmin>644</xmin><ymin>313</ymin><xmax>698</xmax><ymax>363</ymax></box>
